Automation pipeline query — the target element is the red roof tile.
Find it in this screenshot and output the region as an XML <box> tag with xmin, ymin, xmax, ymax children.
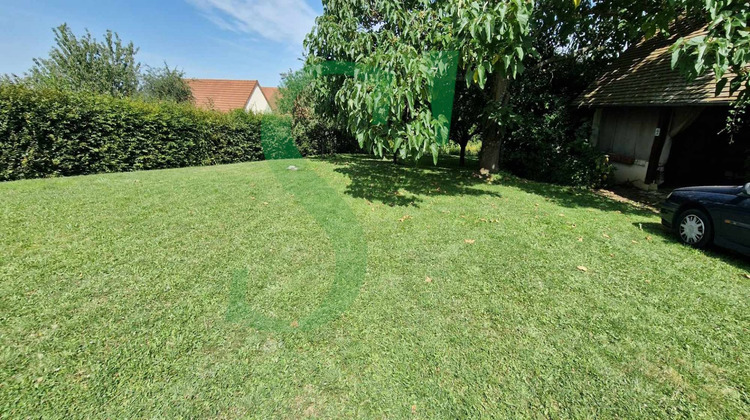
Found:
<box><xmin>261</xmin><ymin>87</ymin><xmax>280</xmax><ymax>111</ymax></box>
<box><xmin>186</xmin><ymin>79</ymin><xmax>258</xmax><ymax>112</ymax></box>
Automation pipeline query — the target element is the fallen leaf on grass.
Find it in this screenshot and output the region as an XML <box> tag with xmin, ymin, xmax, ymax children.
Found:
<box><xmin>263</xmin><ymin>202</ymin><xmax>269</xmax><ymax>206</ymax></box>
<box><xmin>578</xmin><ymin>237</ymin><xmax>584</xmax><ymax>242</ymax></box>
<box><xmin>425</xmin><ymin>276</ymin><xmax>433</xmax><ymax>283</ymax></box>
<box><xmin>577</xmin><ymin>266</ymin><xmax>588</xmax><ymax>272</ymax></box>
<box><xmin>632</xmin><ymin>240</ymin><xmax>639</xmax><ymax>244</ymax></box>
<box><xmin>464</xmin><ymin>239</ymin><xmax>476</xmax><ymax>244</ymax></box>
<box><xmin>399</xmin><ymin>215</ymin><xmax>412</xmax><ymax>222</ymax></box>
<box><xmin>743</xmin><ymin>274</ymin><xmax>750</xmax><ymax>279</ymax></box>
<box><xmin>603</xmin><ymin>233</ymin><xmax>611</xmax><ymax>239</ymax></box>
<box><xmin>290</xmin><ymin>320</ymin><xmax>299</xmax><ymax>328</ymax></box>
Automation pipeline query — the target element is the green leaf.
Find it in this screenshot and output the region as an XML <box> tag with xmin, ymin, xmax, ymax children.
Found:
<box><xmin>517</xmin><ymin>10</ymin><xmax>529</xmax><ymax>29</ymax></box>
<box><xmin>671</xmin><ymin>48</ymin><xmax>681</xmax><ymax>69</ymax></box>
<box><xmin>503</xmin><ymin>55</ymin><xmax>511</xmax><ymax>70</ymax></box>
<box><xmin>715</xmin><ymin>78</ymin><xmax>728</xmax><ymax>96</ymax></box>
<box><xmin>687</xmin><ymin>35</ymin><xmax>706</xmax><ymax>46</ymax></box>
<box><xmin>430</xmin><ymin>142</ymin><xmax>439</xmax><ymax>165</ymax></box>
<box><xmin>405</xmin><ymin>90</ymin><xmax>414</xmax><ymax>112</ymax></box>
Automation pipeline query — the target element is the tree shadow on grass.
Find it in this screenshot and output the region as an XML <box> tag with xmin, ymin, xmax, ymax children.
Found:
<box><xmin>637</xmin><ymin>222</ymin><xmax>750</xmax><ymax>270</ymax></box>
<box><xmin>502</xmin><ymin>176</ymin><xmax>658</xmax><ymax>217</ymax></box>
<box><xmin>321</xmin><ymin>154</ymin><xmax>500</xmax><ymax>207</ymax></box>
<box><xmin>321</xmin><ymin>154</ymin><xmax>663</xmax><ymax>218</ymax></box>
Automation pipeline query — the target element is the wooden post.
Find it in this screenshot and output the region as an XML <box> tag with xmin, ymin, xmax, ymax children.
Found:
<box><xmin>645</xmin><ymin>108</ymin><xmax>672</xmax><ymax>185</ymax></box>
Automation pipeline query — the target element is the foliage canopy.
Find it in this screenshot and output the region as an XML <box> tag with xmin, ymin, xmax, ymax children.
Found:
<box><xmin>304</xmin><ymin>0</ymin><xmax>750</xmax><ymax>166</ymax></box>
<box><xmin>9</xmin><ymin>24</ymin><xmax>193</xmax><ymax>103</ymax></box>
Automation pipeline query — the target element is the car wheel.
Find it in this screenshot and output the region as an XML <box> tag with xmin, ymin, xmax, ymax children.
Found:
<box><xmin>676</xmin><ymin>209</ymin><xmax>712</xmax><ymax>249</ymax></box>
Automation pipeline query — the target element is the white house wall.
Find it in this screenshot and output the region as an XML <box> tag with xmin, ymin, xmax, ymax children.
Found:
<box><xmin>245</xmin><ymin>85</ymin><xmax>272</xmax><ymax>114</ymax></box>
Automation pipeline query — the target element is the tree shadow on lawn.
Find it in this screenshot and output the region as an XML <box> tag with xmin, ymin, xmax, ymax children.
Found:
<box><xmin>503</xmin><ymin>176</ymin><xmax>658</xmax><ymax>218</ymax></box>
<box><xmin>638</xmin><ymin>222</ymin><xmax>750</xmax><ymax>270</ymax></box>
<box><xmin>322</xmin><ymin>154</ymin><xmax>501</xmax><ymax>207</ymax></box>
<box><xmin>323</xmin><ymin>154</ymin><xmax>656</xmax><ymax>217</ymax></box>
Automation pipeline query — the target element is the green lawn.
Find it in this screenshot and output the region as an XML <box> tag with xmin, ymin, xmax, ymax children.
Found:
<box><xmin>1</xmin><ymin>155</ymin><xmax>748</xmax><ymax>418</ymax></box>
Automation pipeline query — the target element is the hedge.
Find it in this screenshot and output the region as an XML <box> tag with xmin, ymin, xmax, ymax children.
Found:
<box><xmin>0</xmin><ymin>84</ymin><xmax>269</xmax><ymax>181</ymax></box>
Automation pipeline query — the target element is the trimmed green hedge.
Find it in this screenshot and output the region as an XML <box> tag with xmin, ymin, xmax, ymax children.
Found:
<box><xmin>0</xmin><ymin>84</ymin><xmax>267</xmax><ymax>181</ymax></box>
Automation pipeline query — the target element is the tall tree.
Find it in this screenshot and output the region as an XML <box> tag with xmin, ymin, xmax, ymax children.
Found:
<box><xmin>25</xmin><ymin>24</ymin><xmax>141</xmax><ymax>97</ymax></box>
<box><xmin>140</xmin><ymin>63</ymin><xmax>193</xmax><ymax>103</ymax></box>
<box><xmin>305</xmin><ymin>0</ymin><xmax>534</xmax><ymax>165</ymax></box>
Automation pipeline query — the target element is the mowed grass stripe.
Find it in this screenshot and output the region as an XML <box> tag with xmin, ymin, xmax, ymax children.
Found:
<box><xmin>0</xmin><ymin>155</ymin><xmax>747</xmax><ymax>418</ymax></box>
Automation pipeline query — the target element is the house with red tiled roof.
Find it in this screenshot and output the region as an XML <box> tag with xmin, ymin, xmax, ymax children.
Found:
<box><xmin>186</xmin><ymin>79</ymin><xmax>275</xmax><ymax>113</ymax></box>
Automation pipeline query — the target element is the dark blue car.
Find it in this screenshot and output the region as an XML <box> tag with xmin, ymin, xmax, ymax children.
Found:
<box><xmin>661</xmin><ymin>183</ymin><xmax>750</xmax><ymax>255</ymax></box>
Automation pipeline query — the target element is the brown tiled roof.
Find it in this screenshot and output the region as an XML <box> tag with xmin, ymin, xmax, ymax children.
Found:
<box><xmin>577</xmin><ymin>26</ymin><xmax>740</xmax><ymax>107</ymax></box>
<box><xmin>261</xmin><ymin>87</ymin><xmax>280</xmax><ymax>111</ymax></box>
<box><xmin>186</xmin><ymin>79</ymin><xmax>258</xmax><ymax>112</ymax></box>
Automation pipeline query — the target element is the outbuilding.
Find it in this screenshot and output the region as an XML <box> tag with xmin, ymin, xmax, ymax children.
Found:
<box><xmin>576</xmin><ymin>26</ymin><xmax>748</xmax><ymax>190</ymax></box>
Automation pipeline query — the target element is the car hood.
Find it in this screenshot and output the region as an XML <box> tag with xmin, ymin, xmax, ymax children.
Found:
<box><xmin>673</xmin><ymin>185</ymin><xmax>743</xmax><ymax>195</ymax></box>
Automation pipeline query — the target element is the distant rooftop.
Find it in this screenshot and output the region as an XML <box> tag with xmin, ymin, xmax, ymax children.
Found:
<box><xmin>186</xmin><ymin>79</ymin><xmax>259</xmax><ymax>112</ymax></box>
<box><xmin>261</xmin><ymin>87</ymin><xmax>280</xmax><ymax>111</ymax></box>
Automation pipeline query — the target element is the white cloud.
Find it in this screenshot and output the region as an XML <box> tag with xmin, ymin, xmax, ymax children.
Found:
<box><xmin>187</xmin><ymin>0</ymin><xmax>318</xmax><ymax>46</ymax></box>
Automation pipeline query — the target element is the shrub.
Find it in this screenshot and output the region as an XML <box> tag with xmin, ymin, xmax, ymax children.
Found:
<box><xmin>499</xmin><ymin>56</ymin><xmax>614</xmax><ymax>189</ymax></box>
<box><xmin>0</xmin><ymin>84</ymin><xmax>267</xmax><ymax>181</ymax></box>
<box><xmin>140</xmin><ymin>63</ymin><xmax>193</xmax><ymax>103</ymax></box>
<box><xmin>278</xmin><ymin>69</ymin><xmax>358</xmax><ymax>157</ymax></box>
<box><xmin>502</xmin><ymin>105</ymin><xmax>613</xmax><ymax>189</ymax></box>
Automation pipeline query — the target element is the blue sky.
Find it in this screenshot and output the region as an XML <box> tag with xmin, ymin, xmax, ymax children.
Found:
<box><xmin>0</xmin><ymin>0</ymin><xmax>324</xmax><ymax>86</ymax></box>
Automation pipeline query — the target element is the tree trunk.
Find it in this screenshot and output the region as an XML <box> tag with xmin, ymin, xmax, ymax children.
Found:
<box><xmin>459</xmin><ymin>141</ymin><xmax>467</xmax><ymax>167</ymax></box>
<box><xmin>480</xmin><ymin>72</ymin><xmax>511</xmax><ymax>173</ymax></box>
